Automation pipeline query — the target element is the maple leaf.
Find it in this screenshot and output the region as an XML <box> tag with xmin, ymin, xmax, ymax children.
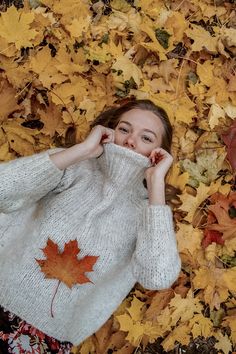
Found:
<box><xmin>36</xmin><ymin>238</ymin><xmax>99</xmax><ymax>316</ymax></box>
<box><xmin>36</xmin><ymin>238</ymin><xmax>99</xmax><ymax>288</ymax></box>
<box><xmin>207</xmin><ymin>204</ymin><xmax>236</xmax><ymax>240</ymax></box>
<box><xmin>185</xmin><ymin>24</ymin><xmax>218</xmax><ymax>53</ymax></box>
<box><xmin>66</xmin><ymin>16</ymin><xmax>91</xmax><ymax>39</ymax></box>
<box><xmin>179</xmin><ymin>183</ymin><xmax>211</xmax><ymax>223</ymax></box>
<box><xmin>206</xmin><ymin>193</ymin><xmax>236</xmax><ymax>240</ymax></box>
<box><xmin>180</xmin><ymin>149</ymin><xmax>226</xmax><ymax>188</ymax></box>
<box><xmin>201</xmin><ymin>229</ymin><xmax>224</xmax><ymax>249</ymax></box>
<box><xmin>0</xmin><ymin>6</ymin><xmax>37</xmax><ymax>50</ymax></box>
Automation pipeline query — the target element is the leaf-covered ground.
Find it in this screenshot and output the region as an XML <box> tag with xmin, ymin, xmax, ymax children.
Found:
<box><xmin>0</xmin><ymin>0</ymin><xmax>236</xmax><ymax>353</ymax></box>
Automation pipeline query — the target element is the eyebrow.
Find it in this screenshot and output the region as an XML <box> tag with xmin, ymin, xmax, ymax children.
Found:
<box><xmin>119</xmin><ymin>120</ymin><xmax>158</xmax><ymax>138</ymax></box>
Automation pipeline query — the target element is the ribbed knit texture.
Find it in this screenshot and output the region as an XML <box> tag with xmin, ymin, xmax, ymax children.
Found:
<box><xmin>0</xmin><ymin>143</ymin><xmax>181</xmax><ymax>345</ymax></box>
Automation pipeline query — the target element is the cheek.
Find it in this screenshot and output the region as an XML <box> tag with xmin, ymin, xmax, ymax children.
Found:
<box><xmin>114</xmin><ymin>130</ymin><xmax>123</xmax><ymax>145</ymax></box>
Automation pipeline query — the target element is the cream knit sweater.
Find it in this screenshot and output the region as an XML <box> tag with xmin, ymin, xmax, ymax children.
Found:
<box><xmin>0</xmin><ymin>143</ymin><xmax>181</xmax><ymax>345</ymax></box>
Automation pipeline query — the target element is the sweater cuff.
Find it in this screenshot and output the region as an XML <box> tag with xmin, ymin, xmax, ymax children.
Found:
<box><xmin>144</xmin><ymin>204</ymin><xmax>176</xmax><ymax>243</ymax></box>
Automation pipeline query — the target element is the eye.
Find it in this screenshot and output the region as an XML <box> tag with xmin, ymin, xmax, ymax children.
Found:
<box><xmin>142</xmin><ymin>135</ymin><xmax>153</xmax><ymax>143</ymax></box>
<box><xmin>118</xmin><ymin>127</ymin><xmax>128</xmax><ymax>133</ymax></box>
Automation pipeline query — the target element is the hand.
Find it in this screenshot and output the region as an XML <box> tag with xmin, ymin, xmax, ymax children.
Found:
<box><xmin>83</xmin><ymin>125</ymin><xmax>115</xmax><ymax>159</ymax></box>
<box><xmin>145</xmin><ymin>148</ymin><xmax>173</xmax><ymax>186</ymax></box>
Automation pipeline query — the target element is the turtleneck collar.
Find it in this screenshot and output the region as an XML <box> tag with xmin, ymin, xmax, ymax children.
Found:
<box><xmin>96</xmin><ymin>143</ymin><xmax>151</xmax><ymax>199</ymax></box>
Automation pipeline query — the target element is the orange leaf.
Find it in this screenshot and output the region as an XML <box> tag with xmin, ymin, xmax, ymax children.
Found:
<box><xmin>36</xmin><ymin>238</ymin><xmax>99</xmax><ymax>288</ymax></box>
<box><xmin>206</xmin><ymin>193</ymin><xmax>236</xmax><ymax>240</ymax></box>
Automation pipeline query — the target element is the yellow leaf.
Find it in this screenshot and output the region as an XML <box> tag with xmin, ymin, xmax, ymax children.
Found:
<box><xmin>222</xmin><ymin>315</ymin><xmax>236</xmax><ymax>345</ymax></box>
<box><xmin>223</xmin><ymin>102</ymin><xmax>236</xmax><ymax>119</ymax></box>
<box><xmin>0</xmin><ymin>37</ymin><xmax>17</xmax><ymax>57</ymax></box>
<box><xmin>193</xmin><ymin>266</ymin><xmax>234</xmax><ymax>309</ymax></box>
<box><xmin>111</xmin><ymin>0</ymin><xmax>131</xmax><ymax>12</ymax></box>
<box><xmin>166</xmin><ymin>163</ymin><xmax>189</xmax><ymax>191</ymax></box>
<box><xmin>50</xmin><ymin>78</ymin><xmax>88</xmax><ymax>106</ymax></box>
<box><xmin>161</xmin><ymin>324</ymin><xmax>191</xmax><ymax>352</ymax></box>
<box><xmin>127</xmin><ymin>297</ymin><xmax>145</xmax><ymax>322</ymax></box>
<box><xmin>86</xmin><ymin>42</ymin><xmax>112</xmax><ymax>64</ymax></box>
<box><xmin>30</xmin><ymin>46</ymin><xmax>66</xmax><ymax>89</ymax></box>
<box><xmin>143</xmin><ymin>321</ymin><xmax>163</xmax><ymax>342</ymax></box>
<box><xmin>208</xmin><ymin>176</ymin><xmax>231</xmax><ymax>196</ymax></box>
<box><xmin>169</xmin><ymin>290</ymin><xmax>203</xmax><ymax>324</ymax></box>
<box><xmin>176</xmin><ymin>223</ymin><xmax>202</xmax><ymax>255</ymax></box>
<box><xmin>208</xmin><ymin>103</ymin><xmax>225</xmax><ymax>129</ymax></box>
<box><xmin>165</xmin><ymin>11</ymin><xmax>188</xmax><ymax>42</ymax></box>
<box><xmin>174</xmin><ymin>95</ymin><xmax>196</xmax><ymax>124</ymax></box>
<box><xmin>188</xmin><ymin>82</ymin><xmax>207</xmax><ymax>97</ymax></box>
<box><xmin>197</xmin><ymin>61</ymin><xmax>214</xmax><ymax>87</ymax></box>
<box><xmin>0</xmin><ymin>6</ymin><xmax>37</xmax><ymax>49</ymax></box>
<box><xmin>214</xmin><ymin>332</ymin><xmax>232</xmax><ymax>354</ymax></box>
<box><xmin>206</xmin><ymin>78</ymin><xmax>229</xmax><ymax>104</ymax></box>
<box><xmin>179</xmin><ymin>183</ymin><xmax>211</xmax><ymax>223</ymax></box>
<box><xmin>186</xmin><ymin>24</ymin><xmax>218</xmax><ymax>53</ymax></box>
<box><xmin>66</xmin><ymin>17</ymin><xmax>91</xmax><ymax>39</ymax></box>
<box><xmin>189</xmin><ymin>314</ymin><xmax>213</xmax><ymax>338</ymax></box>
<box><xmin>112</xmin><ymin>56</ymin><xmax>143</xmax><ymax>87</ymax></box>
<box><xmin>222</xmin><ymin>267</ymin><xmax>236</xmax><ymax>293</ymax></box>
<box><xmin>116</xmin><ymin>313</ymin><xmax>144</xmax><ymax>346</ymax></box>
<box><xmin>0</xmin><ymin>141</ymin><xmax>13</xmax><ymax>161</ymax></box>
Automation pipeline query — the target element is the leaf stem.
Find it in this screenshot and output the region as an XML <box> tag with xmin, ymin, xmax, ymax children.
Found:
<box><xmin>51</xmin><ymin>280</ymin><xmax>61</xmax><ymax>318</ymax></box>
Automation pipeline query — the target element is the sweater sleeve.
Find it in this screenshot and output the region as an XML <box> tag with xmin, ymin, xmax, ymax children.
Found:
<box><xmin>131</xmin><ymin>204</ymin><xmax>181</xmax><ymax>290</ymax></box>
<box><xmin>0</xmin><ymin>148</ymin><xmax>83</xmax><ymax>214</ymax></box>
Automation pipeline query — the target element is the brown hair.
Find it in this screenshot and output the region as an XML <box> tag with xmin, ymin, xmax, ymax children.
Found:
<box><xmin>90</xmin><ymin>99</ymin><xmax>172</xmax><ymax>153</ymax></box>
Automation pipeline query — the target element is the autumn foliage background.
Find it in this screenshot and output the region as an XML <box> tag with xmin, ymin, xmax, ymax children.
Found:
<box><xmin>0</xmin><ymin>0</ymin><xmax>236</xmax><ymax>353</ymax></box>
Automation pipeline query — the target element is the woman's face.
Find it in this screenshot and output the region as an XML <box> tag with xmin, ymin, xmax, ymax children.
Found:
<box><xmin>114</xmin><ymin>109</ymin><xmax>164</xmax><ymax>157</ymax></box>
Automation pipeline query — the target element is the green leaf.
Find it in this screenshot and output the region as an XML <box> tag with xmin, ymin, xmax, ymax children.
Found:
<box><xmin>155</xmin><ymin>28</ymin><xmax>171</xmax><ymax>49</ymax></box>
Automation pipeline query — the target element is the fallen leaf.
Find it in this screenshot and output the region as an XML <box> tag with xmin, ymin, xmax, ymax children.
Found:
<box><xmin>0</xmin><ymin>6</ymin><xmax>37</xmax><ymax>49</ymax></box>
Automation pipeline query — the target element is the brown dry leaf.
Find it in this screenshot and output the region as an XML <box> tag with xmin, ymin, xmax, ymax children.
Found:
<box><xmin>92</xmin><ymin>318</ymin><xmax>113</xmax><ymax>354</ymax></box>
<box><xmin>0</xmin><ymin>80</ymin><xmax>20</xmax><ymax>122</ymax></box>
<box><xmin>144</xmin><ymin>289</ymin><xmax>174</xmax><ymax>322</ymax></box>
<box><xmin>38</xmin><ymin>102</ymin><xmax>67</xmax><ymax>138</ymax></box>
<box><xmin>206</xmin><ymin>192</ymin><xmax>236</xmax><ymax>240</ymax></box>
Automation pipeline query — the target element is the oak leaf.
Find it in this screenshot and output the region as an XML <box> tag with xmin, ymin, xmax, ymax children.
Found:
<box><xmin>36</xmin><ymin>238</ymin><xmax>99</xmax><ymax>288</ymax></box>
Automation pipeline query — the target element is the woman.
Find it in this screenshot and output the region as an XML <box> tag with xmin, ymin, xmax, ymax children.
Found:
<box><xmin>0</xmin><ymin>99</ymin><xmax>181</xmax><ymax>353</ymax></box>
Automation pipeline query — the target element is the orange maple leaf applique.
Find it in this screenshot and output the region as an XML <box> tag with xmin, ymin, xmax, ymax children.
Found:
<box><xmin>36</xmin><ymin>238</ymin><xmax>99</xmax><ymax>316</ymax></box>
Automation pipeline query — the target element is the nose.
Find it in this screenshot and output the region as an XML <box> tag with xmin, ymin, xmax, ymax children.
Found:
<box><xmin>124</xmin><ymin>134</ymin><xmax>136</xmax><ymax>149</ymax></box>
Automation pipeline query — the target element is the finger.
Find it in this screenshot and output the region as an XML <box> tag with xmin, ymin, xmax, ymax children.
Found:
<box><xmin>101</xmin><ymin>129</ymin><xmax>114</xmax><ymax>143</ymax></box>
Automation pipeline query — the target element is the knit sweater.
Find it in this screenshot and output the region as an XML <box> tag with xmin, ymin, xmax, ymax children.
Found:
<box><xmin>0</xmin><ymin>143</ymin><xmax>181</xmax><ymax>345</ymax></box>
